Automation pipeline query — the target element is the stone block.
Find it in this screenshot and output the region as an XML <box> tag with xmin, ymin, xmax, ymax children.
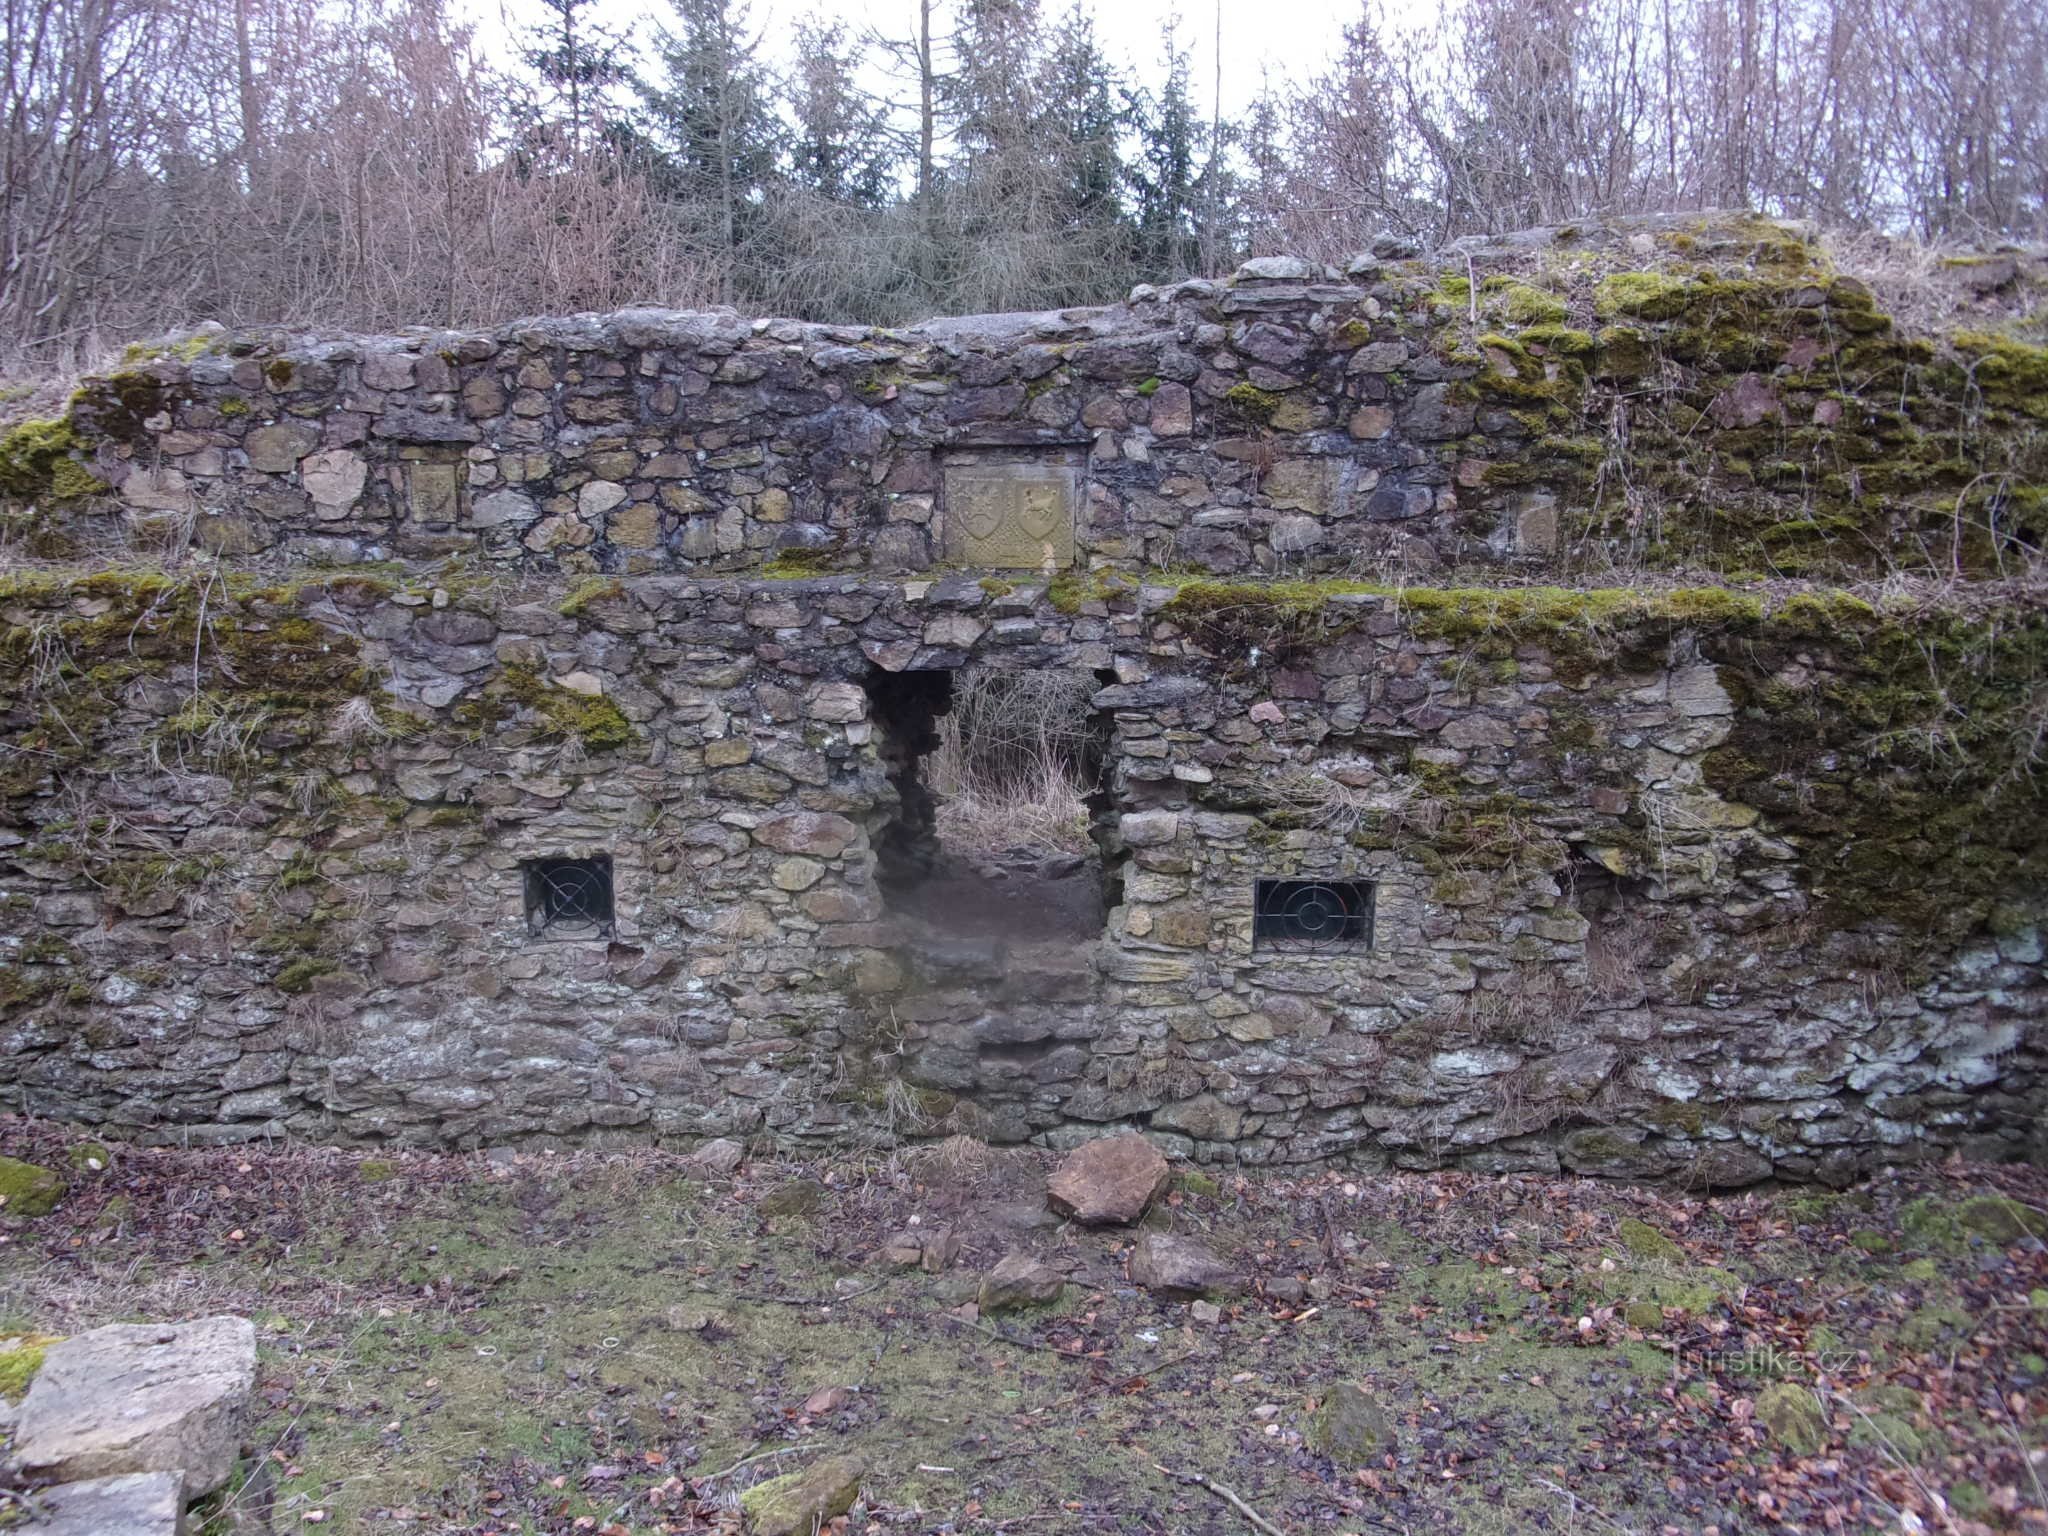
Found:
<box><xmin>1047</xmin><ymin>1133</ymin><xmax>1170</xmax><ymax>1224</ymax></box>
<box><xmin>14</xmin><ymin>1315</ymin><xmax>257</xmax><ymax>1495</ymax></box>
<box><xmin>244</xmin><ymin>421</ymin><xmax>320</xmax><ymax>473</ymax></box>
<box><xmin>941</xmin><ymin>461</ymin><xmax>1078</xmax><ymax>569</ymax></box>
<box><xmin>407</xmin><ymin>462</ymin><xmax>461</xmax><ymax>524</ymax></box>
<box><xmin>24</xmin><ymin>1471</ymin><xmax>185</xmax><ymax>1536</ymax></box>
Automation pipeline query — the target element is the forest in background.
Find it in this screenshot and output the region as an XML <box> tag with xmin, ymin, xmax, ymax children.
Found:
<box><xmin>2</xmin><ymin>0</ymin><xmax>2045</xmax><ymax>367</ymax></box>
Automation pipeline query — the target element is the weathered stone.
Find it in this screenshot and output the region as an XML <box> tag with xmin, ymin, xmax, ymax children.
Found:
<box><xmin>606</xmin><ymin>501</ymin><xmax>661</xmax><ymax>548</ymax></box>
<box><xmin>407</xmin><ymin>461</ymin><xmax>461</xmax><ymax>523</ymax></box>
<box><xmin>245</xmin><ymin>421</ymin><xmax>320</xmax><ymax>473</ymax></box>
<box><xmin>21</xmin><ymin>1471</ymin><xmax>185</xmax><ymax>1536</ymax></box>
<box><xmin>739</xmin><ymin>1455</ymin><xmax>865</xmax><ymax>1536</ymax></box>
<box><xmin>1147</xmin><ymin>382</ymin><xmax>1194</xmax><ymax>436</ymax></box>
<box><xmin>578</xmin><ymin>480</ymin><xmax>628</xmax><ymax>517</ymax></box>
<box><xmin>1128</xmin><ymin>1232</ymin><xmax>1239</xmax><ymax>1297</ymax></box>
<box><xmin>880</xmin><ymin>1226</ymin><xmax>961</xmax><ymax>1272</ymax></box>
<box><xmin>1236</xmin><ymin>255</ymin><xmax>1315</xmax><ymax>281</ymax></box>
<box><xmin>120</xmin><ymin>465</ymin><xmax>191</xmax><ymax>510</ymax></box>
<box><xmin>754</xmin><ymin>812</ymin><xmax>859</xmax><ymax>857</ymax></box>
<box><xmin>14</xmin><ymin>1315</ymin><xmax>257</xmax><ymax>1495</ymax></box>
<box><xmin>1151</xmin><ymin>1094</ymin><xmax>1244</xmax><ymax>1142</ymax></box>
<box><xmin>1119</xmin><ymin>810</ymin><xmax>1180</xmax><ymax>847</ymax></box>
<box><xmin>1310</xmin><ymin>1382</ymin><xmax>1393</xmax><ymax>1463</ymax></box>
<box><xmin>1668</xmin><ymin>664</ymin><xmax>1734</xmax><ymax>717</ymax></box>
<box><xmin>1047</xmin><ymin>1134</ymin><xmax>1171</xmax><ymax>1225</ymax></box>
<box><xmin>683</xmin><ymin>1137</ymin><xmax>746</xmax><ymax>1176</ymax></box>
<box><xmin>941</xmin><ymin>462</ymin><xmax>1078</xmax><ymax>569</ymax></box>
<box><xmin>978</xmin><ymin>1250</ymin><xmax>1066</xmax><ymax>1311</ymax></box>
<box><xmin>299</xmin><ymin>448</ymin><xmax>366</xmax><ymax>509</ymax></box>
<box><xmin>771</xmin><ymin>856</ymin><xmax>826</xmax><ymax>891</ymax></box>
<box><xmin>470</xmin><ymin>488</ymin><xmax>537</xmax><ymax>527</ymax></box>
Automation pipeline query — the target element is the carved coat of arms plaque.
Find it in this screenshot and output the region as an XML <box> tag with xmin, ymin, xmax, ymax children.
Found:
<box><xmin>940</xmin><ymin>462</ymin><xmax>1078</xmax><ymax>569</ymax></box>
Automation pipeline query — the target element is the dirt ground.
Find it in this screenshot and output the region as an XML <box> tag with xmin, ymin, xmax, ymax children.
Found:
<box><xmin>0</xmin><ymin>1121</ymin><xmax>2043</xmax><ymax>1536</ymax></box>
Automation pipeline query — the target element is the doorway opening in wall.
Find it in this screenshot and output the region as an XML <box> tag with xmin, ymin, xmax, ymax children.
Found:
<box><xmin>1566</xmin><ymin>852</ymin><xmax>1659</xmax><ymax>1003</ymax></box>
<box><xmin>862</xmin><ymin>665</ymin><xmax>1112</xmax><ymax>942</ymax></box>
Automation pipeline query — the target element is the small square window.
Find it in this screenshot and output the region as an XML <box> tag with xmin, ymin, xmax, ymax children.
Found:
<box><xmin>524</xmin><ymin>856</ymin><xmax>614</xmax><ymax>939</ymax></box>
<box><xmin>1254</xmin><ymin>878</ymin><xmax>1373</xmax><ymax>952</ymax></box>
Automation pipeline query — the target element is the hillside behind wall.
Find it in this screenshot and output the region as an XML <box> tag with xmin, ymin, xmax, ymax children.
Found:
<box><xmin>1</xmin><ymin>215</ymin><xmax>2044</xmax><ymax>1180</ymax></box>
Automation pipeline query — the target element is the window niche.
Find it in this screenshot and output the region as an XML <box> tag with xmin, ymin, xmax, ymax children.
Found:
<box><xmin>523</xmin><ymin>856</ymin><xmax>615</xmax><ymax>939</ymax></box>
<box><xmin>1253</xmin><ymin>878</ymin><xmax>1375</xmax><ymax>952</ymax></box>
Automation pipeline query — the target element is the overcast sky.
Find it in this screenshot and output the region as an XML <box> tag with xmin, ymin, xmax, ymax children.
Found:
<box><xmin>469</xmin><ymin>0</ymin><xmax>1361</xmax><ymax>119</ymax></box>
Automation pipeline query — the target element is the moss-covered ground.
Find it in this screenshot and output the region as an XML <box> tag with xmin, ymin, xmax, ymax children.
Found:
<box><xmin>0</xmin><ymin>1127</ymin><xmax>2042</xmax><ymax>1534</ymax></box>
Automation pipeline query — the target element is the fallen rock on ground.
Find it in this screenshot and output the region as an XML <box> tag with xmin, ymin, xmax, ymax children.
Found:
<box><xmin>13</xmin><ymin>1315</ymin><xmax>256</xmax><ymax>1495</ymax></box>
<box><xmin>24</xmin><ymin>1470</ymin><xmax>185</xmax><ymax>1535</ymax></box>
<box><xmin>1128</xmin><ymin>1232</ymin><xmax>1240</xmax><ymax>1297</ymax></box>
<box><xmin>879</xmin><ymin>1225</ymin><xmax>961</xmax><ymax>1272</ymax></box>
<box><xmin>682</xmin><ymin>1137</ymin><xmax>746</xmax><ymax>1176</ymax></box>
<box><xmin>978</xmin><ymin>1250</ymin><xmax>1066</xmax><ymax>1312</ymax></box>
<box><xmin>1046</xmin><ymin>1134</ymin><xmax>1170</xmax><ymax>1225</ymax></box>
<box><xmin>1311</xmin><ymin>1381</ymin><xmax>1394</xmax><ymax>1463</ymax></box>
<box><xmin>740</xmin><ymin>1453</ymin><xmax>865</xmax><ymax>1536</ymax></box>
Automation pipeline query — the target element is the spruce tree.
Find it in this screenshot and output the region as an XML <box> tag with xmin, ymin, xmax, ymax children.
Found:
<box><xmin>637</xmin><ymin>0</ymin><xmax>784</xmax><ymax>277</ymax></box>
<box><xmin>785</xmin><ymin>20</ymin><xmax>898</xmax><ymax>208</ymax></box>
<box><xmin>1125</xmin><ymin>23</ymin><xmax>1204</xmax><ymax>277</ymax></box>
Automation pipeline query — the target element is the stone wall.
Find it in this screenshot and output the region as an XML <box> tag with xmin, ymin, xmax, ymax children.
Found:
<box><xmin>50</xmin><ymin>217</ymin><xmax>2047</xmax><ymax>583</ymax></box>
<box><xmin>3</xmin><ymin>215</ymin><xmax>2045</xmax><ymax>1178</ymax></box>
<box><xmin>1</xmin><ymin>562</ymin><xmax>2042</xmax><ymax>1180</ymax></box>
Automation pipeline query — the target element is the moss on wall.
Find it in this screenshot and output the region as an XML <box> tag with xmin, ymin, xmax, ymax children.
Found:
<box><xmin>0</xmin><ymin>569</ymin><xmax>373</xmax><ymax>807</ymax></box>
<box><xmin>1699</xmin><ymin>603</ymin><xmax>2048</xmax><ymax>948</ymax></box>
<box><xmin>0</xmin><ymin>419</ymin><xmax>106</xmax><ymax>505</ymax></box>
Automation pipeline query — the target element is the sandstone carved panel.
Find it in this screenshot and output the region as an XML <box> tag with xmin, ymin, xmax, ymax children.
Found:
<box><xmin>407</xmin><ymin>461</ymin><xmax>461</xmax><ymax>525</ymax></box>
<box><xmin>941</xmin><ymin>462</ymin><xmax>1077</xmax><ymax>569</ymax></box>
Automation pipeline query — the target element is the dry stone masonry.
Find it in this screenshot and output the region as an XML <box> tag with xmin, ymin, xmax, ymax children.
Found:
<box><xmin>1</xmin><ymin>216</ymin><xmax>2044</xmax><ymax>1183</ymax></box>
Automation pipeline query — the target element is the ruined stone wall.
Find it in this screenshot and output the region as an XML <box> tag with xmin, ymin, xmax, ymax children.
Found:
<box><xmin>1</xmin><ymin>564</ymin><xmax>2042</xmax><ymax>1181</ymax></box>
<box><xmin>3</xmin><ymin>216</ymin><xmax>2045</xmax><ymax>1178</ymax></box>
<box><xmin>49</xmin><ymin>217</ymin><xmax>2047</xmax><ymax>583</ymax></box>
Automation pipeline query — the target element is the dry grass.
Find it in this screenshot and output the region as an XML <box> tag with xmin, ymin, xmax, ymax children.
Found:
<box><xmin>927</xmin><ymin>670</ymin><xmax>1097</xmax><ymax>858</ymax></box>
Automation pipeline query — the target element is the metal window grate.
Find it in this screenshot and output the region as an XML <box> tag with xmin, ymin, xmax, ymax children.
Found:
<box><xmin>524</xmin><ymin>856</ymin><xmax>614</xmax><ymax>939</ymax></box>
<box><xmin>1253</xmin><ymin>878</ymin><xmax>1374</xmax><ymax>952</ymax></box>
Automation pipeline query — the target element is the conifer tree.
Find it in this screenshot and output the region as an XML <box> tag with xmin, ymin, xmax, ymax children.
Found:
<box><xmin>1126</xmin><ymin>22</ymin><xmax>1204</xmax><ymax>277</ymax></box>
<box><xmin>637</xmin><ymin>0</ymin><xmax>784</xmax><ymax>281</ymax></box>
<box><xmin>785</xmin><ymin>19</ymin><xmax>897</xmax><ymax>208</ymax></box>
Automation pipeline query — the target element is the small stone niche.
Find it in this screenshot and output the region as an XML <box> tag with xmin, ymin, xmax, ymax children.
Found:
<box><xmin>1253</xmin><ymin>878</ymin><xmax>1374</xmax><ymax>952</ymax></box>
<box><xmin>523</xmin><ymin>855</ymin><xmax>614</xmax><ymax>939</ymax></box>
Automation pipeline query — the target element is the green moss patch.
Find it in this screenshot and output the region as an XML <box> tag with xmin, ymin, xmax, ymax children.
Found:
<box><xmin>1594</xmin><ymin>272</ymin><xmax>1692</xmax><ymax>321</ymax></box>
<box><xmin>501</xmin><ymin>666</ymin><xmax>637</xmax><ymax>751</ymax></box>
<box><xmin>0</xmin><ymin>1156</ymin><xmax>65</xmax><ymax>1217</ymax></box>
<box><xmin>0</xmin><ymin>418</ymin><xmax>105</xmax><ymax>504</ymax></box>
<box><xmin>0</xmin><ymin>1335</ymin><xmax>55</xmax><ymax>1398</ymax></box>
